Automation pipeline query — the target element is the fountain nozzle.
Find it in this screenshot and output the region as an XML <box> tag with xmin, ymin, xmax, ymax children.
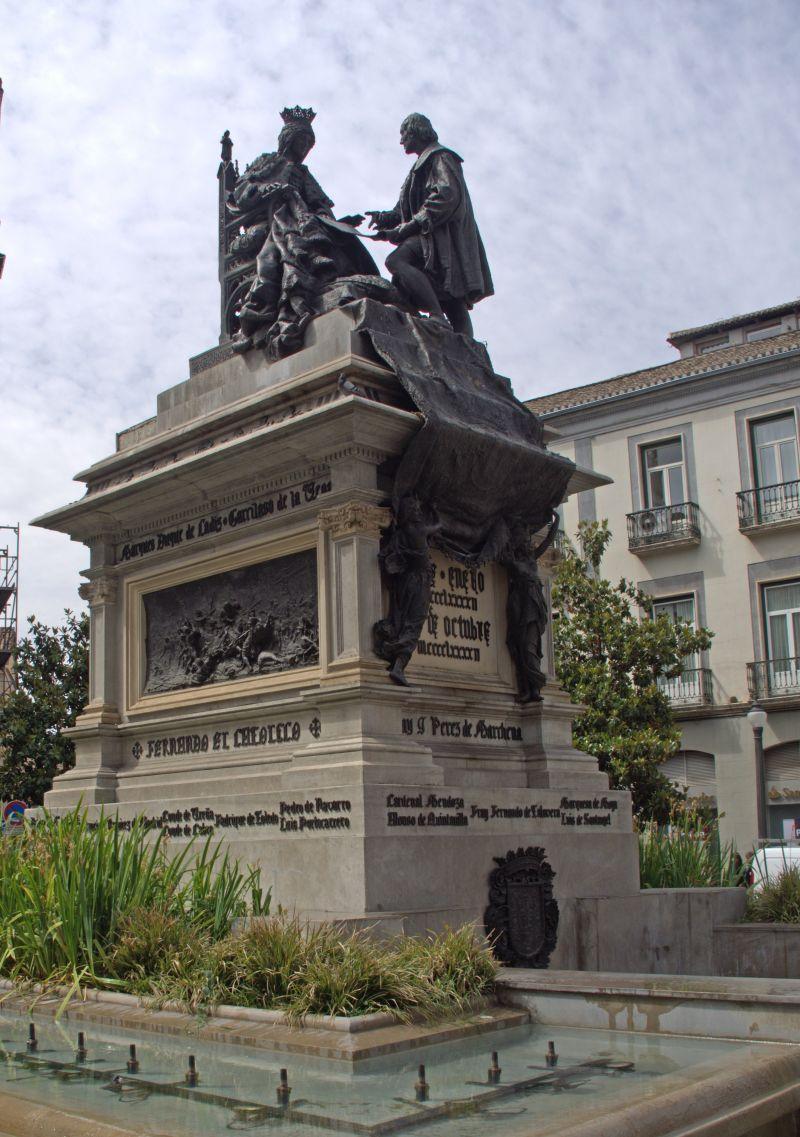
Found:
<box><xmin>185</xmin><ymin>1054</ymin><xmax>199</xmax><ymax>1087</ymax></box>
<box><xmin>276</xmin><ymin>1067</ymin><xmax>291</xmax><ymax>1108</ymax></box>
<box><xmin>26</xmin><ymin>1023</ymin><xmax>37</xmax><ymax>1053</ymax></box>
<box><xmin>415</xmin><ymin>1063</ymin><xmax>430</xmax><ymax>1102</ymax></box>
<box><xmin>488</xmin><ymin>1051</ymin><xmax>501</xmax><ymax>1084</ymax></box>
<box><xmin>76</xmin><ymin>1031</ymin><xmax>87</xmax><ymax>1063</ymax></box>
<box><xmin>546</xmin><ymin>1040</ymin><xmax>558</xmax><ymax>1068</ymax></box>
<box><xmin>127</xmin><ymin>1043</ymin><xmax>139</xmax><ymax>1074</ymax></box>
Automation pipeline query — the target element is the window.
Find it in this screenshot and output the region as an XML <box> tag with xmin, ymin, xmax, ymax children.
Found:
<box><xmin>641</xmin><ymin>438</ymin><xmax>686</xmax><ymax>508</ymax></box>
<box><xmin>751</xmin><ymin>414</ymin><xmax>799</xmax><ymax>488</ymax></box>
<box><xmin>746</xmin><ymin>321</ymin><xmax>783</xmax><ymax>343</ymax></box>
<box><xmin>661</xmin><ymin>750</ymin><xmax>716</xmax><ymax>794</ymax></box>
<box><xmin>697</xmin><ymin>335</ymin><xmax>729</xmax><ymax>355</ymax></box>
<box><xmin>653</xmin><ymin>595</ymin><xmax>696</xmax><ymax>628</ymax></box>
<box><xmin>765</xmin><ymin>740</ymin><xmax>800</xmax><ymax>781</ymax></box>
<box><xmin>764</xmin><ymin>581</ymin><xmax>800</xmax><ymax>691</ymax></box>
<box><xmin>652</xmin><ymin>595</ymin><xmax>699</xmax><ymax>702</ymax></box>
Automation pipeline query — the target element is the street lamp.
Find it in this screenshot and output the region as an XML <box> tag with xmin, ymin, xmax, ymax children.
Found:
<box><xmin>747</xmin><ymin>703</ymin><xmax>768</xmax><ymax>843</ymax></box>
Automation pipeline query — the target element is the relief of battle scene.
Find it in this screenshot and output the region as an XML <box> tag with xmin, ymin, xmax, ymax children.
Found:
<box><xmin>142</xmin><ymin>550</ymin><xmax>318</xmax><ymax>695</ymax></box>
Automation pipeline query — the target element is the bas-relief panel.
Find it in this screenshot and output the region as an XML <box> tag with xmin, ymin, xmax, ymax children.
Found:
<box><xmin>411</xmin><ymin>550</ymin><xmax>508</xmax><ymax>678</ymax></box>
<box><xmin>142</xmin><ymin>549</ymin><xmax>318</xmax><ymax>695</ymax></box>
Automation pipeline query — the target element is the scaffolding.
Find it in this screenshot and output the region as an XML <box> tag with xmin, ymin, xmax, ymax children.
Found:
<box><xmin>0</xmin><ymin>525</ymin><xmax>19</xmax><ymax>704</ymax></box>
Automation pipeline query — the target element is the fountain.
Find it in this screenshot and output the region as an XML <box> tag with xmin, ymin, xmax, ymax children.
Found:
<box><xmin>0</xmin><ymin>1002</ymin><xmax>798</xmax><ymax>1137</ymax></box>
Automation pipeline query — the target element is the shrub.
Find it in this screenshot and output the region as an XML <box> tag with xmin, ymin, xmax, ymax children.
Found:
<box><xmin>216</xmin><ymin>918</ymin><xmax>497</xmax><ymax>1022</ymax></box>
<box><xmin>394</xmin><ymin>924</ymin><xmax>498</xmax><ymax>1015</ymax></box>
<box><xmin>0</xmin><ymin>809</ymin><xmax>495</xmax><ymax>1022</ymax></box>
<box><xmin>215</xmin><ymin>916</ymin><xmax>311</xmax><ymax>1009</ymax></box>
<box><xmin>153</xmin><ymin>918</ymin><xmax>497</xmax><ymax>1021</ymax></box>
<box><xmin>639</xmin><ymin>812</ymin><xmax>740</xmax><ymax>888</ymax></box>
<box><xmin>103</xmin><ymin>907</ymin><xmax>210</xmax><ymax>993</ymax></box>
<box><xmin>283</xmin><ymin>930</ymin><xmax>407</xmax><ymax>1021</ymax></box>
<box><xmin>746</xmin><ymin>866</ymin><xmax>800</xmax><ymax>924</ymax></box>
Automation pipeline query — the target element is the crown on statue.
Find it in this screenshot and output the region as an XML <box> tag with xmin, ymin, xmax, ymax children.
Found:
<box><xmin>280</xmin><ymin>106</ymin><xmax>316</xmax><ymax>126</ymax></box>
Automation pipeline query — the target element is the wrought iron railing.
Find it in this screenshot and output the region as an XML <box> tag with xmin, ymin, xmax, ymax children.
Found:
<box><xmin>627</xmin><ymin>502</ymin><xmax>700</xmax><ymax>550</ymax></box>
<box><xmin>747</xmin><ymin>658</ymin><xmax>800</xmax><ymax>700</ymax></box>
<box><xmin>737</xmin><ymin>480</ymin><xmax>800</xmax><ymax>529</ymax></box>
<box><xmin>657</xmin><ymin>667</ymin><xmax>713</xmax><ymax>706</ymax></box>
<box><xmin>552</xmin><ymin>530</ymin><xmax>570</xmax><ymax>557</ymax></box>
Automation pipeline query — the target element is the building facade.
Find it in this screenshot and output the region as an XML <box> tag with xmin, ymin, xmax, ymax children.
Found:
<box><xmin>528</xmin><ymin>300</ymin><xmax>800</xmax><ymax>852</ymax></box>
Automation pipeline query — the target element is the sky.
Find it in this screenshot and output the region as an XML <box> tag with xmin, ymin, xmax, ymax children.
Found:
<box><xmin>2</xmin><ymin>0</ymin><xmax>800</xmax><ymax>626</ymax></box>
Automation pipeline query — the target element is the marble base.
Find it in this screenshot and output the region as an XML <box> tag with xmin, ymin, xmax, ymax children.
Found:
<box><xmin>37</xmin><ymin>305</ymin><xmax>639</xmax><ymax>959</ymax></box>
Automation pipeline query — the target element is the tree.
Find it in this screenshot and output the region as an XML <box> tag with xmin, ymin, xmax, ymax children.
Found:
<box><xmin>0</xmin><ymin>611</ymin><xmax>89</xmax><ymax>805</ymax></box>
<box><xmin>551</xmin><ymin>521</ymin><xmax>712</xmax><ymax>821</ymax></box>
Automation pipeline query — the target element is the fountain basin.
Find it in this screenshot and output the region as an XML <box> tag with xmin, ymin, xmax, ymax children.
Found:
<box><xmin>0</xmin><ymin>999</ymin><xmax>797</xmax><ymax>1137</ymax></box>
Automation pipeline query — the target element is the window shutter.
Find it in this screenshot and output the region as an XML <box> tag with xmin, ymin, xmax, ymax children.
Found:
<box><xmin>765</xmin><ymin>741</ymin><xmax>800</xmax><ymax>781</ymax></box>
<box><xmin>660</xmin><ymin>750</ymin><xmax>716</xmax><ymax>789</ymax></box>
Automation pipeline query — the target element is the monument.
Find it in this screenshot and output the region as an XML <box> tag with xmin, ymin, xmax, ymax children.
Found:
<box><xmin>34</xmin><ymin>109</ymin><xmax>638</xmax><ymax>965</ymax></box>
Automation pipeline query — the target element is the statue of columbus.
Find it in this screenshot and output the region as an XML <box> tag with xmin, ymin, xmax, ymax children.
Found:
<box><xmin>366</xmin><ymin>113</ymin><xmax>493</xmax><ymax>337</ymax></box>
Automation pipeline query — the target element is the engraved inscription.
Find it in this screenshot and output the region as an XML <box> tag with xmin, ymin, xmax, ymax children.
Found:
<box><xmin>89</xmin><ymin>797</ymin><xmax>351</xmax><ymax>840</ymax></box>
<box><xmin>119</xmin><ymin>478</ymin><xmax>331</xmax><ymax>562</ymax></box>
<box><xmin>384</xmin><ymin>793</ymin><xmax>620</xmax><ymax>830</ymax></box>
<box><xmin>414</xmin><ymin>552</ymin><xmax>501</xmax><ymax>674</ymax></box>
<box><xmin>143</xmin><ymin>550</ymin><xmax>318</xmax><ymax>694</ymax></box>
<box><xmin>400</xmin><ymin>714</ymin><xmax>522</xmax><ymax>741</ymax></box>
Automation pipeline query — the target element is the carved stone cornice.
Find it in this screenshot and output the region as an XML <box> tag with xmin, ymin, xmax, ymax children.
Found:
<box><xmin>79</xmin><ymin>577</ymin><xmax>118</xmax><ymax>606</ymax></box>
<box><xmin>318</xmin><ymin>502</ymin><xmax>391</xmax><ymax>540</ymax></box>
<box><xmin>321</xmin><ymin>444</ymin><xmax>393</xmax><ymax>466</ymax></box>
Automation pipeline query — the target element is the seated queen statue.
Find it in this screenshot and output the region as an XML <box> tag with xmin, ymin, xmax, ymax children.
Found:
<box><xmin>226</xmin><ymin>107</ymin><xmax>381</xmax><ymax>359</ymax></box>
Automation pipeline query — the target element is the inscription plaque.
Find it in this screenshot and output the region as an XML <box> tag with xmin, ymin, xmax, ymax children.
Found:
<box><xmin>143</xmin><ymin>549</ymin><xmax>318</xmax><ymax>694</ymax></box>
<box><xmin>484</xmin><ymin>846</ymin><xmax>559</xmax><ymax>968</ymax></box>
<box><xmin>414</xmin><ymin>551</ymin><xmax>503</xmax><ymax>675</ymax></box>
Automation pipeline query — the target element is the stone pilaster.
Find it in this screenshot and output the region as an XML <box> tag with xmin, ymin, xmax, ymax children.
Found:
<box><xmin>521</xmin><ymin>546</ymin><xmax>608</xmax><ymax>789</ymax></box>
<box><xmin>44</xmin><ymin>573</ymin><xmax>123</xmax><ymax>808</ymax></box>
<box><xmin>77</xmin><ymin>575</ymin><xmax>120</xmax><ymax>723</ymax></box>
<box><xmin>318</xmin><ymin>502</ymin><xmax>390</xmax><ymax>669</ymax></box>
<box><xmin>286</xmin><ymin>501</ymin><xmax>443</xmax><ymax>788</ymax></box>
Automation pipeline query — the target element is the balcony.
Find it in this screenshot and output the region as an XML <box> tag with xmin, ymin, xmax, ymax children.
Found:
<box><xmin>552</xmin><ymin>530</ymin><xmax>570</xmax><ymax>557</ymax></box>
<box><xmin>737</xmin><ymin>480</ymin><xmax>800</xmax><ymax>532</ymax></box>
<box><xmin>657</xmin><ymin>667</ymin><xmax>714</xmax><ymax>707</ymax></box>
<box><xmin>747</xmin><ymin>658</ymin><xmax>800</xmax><ymax>702</ymax></box>
<box><xmin>627</xmin><ymin>502</ymin><xmax>701</xmax><ymax>554</ymax></box>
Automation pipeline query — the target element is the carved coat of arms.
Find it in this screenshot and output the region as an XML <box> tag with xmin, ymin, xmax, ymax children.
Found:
<box><xmin>484</xmin><ymin>846</ymin><xmax>558</xmax><ymax>968</ymax></box>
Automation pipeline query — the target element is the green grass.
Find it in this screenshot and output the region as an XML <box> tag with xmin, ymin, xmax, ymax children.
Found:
<box><xmin>638</xmin><ymin>813</ymin><xmax>741</xmax><ymax>888</ymax></box>
<box><xmin>0</xmin><ymin>809</ymin><xmax>496</xmax><ymax>1022</ymax></box>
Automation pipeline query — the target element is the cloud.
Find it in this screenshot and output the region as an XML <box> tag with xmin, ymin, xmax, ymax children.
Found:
<box><xmin>2</xmin><ymin>0</ymin><xmax>800</xmax><ymax>620</ymax></box>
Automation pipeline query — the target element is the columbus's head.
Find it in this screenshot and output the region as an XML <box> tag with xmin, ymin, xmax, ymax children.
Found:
<box><xmin>400</xmin><ymin>113</ymin><xmax>438</xmax><ymax>155</ymax></box>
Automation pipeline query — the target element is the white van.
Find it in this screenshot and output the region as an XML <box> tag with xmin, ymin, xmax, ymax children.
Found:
<box><xmin>746</xmin><ymin>845</ymin><xmax>800</xmax><ymax>890</ymax></box>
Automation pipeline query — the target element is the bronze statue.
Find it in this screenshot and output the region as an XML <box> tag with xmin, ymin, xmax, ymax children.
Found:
<box><xmin>500</xmin><ymin>514</ymin><xmax>560</xmax><ymax>703</ymax></box>
<box><xmin>366</xmin><ymin>113</ymin><xmax>493</xmax><ymax>337</ymax></box>
<box><xmin>373</xmin><ymin>496</ymin><xmax>441</xmax><ymax>686</ymax></box>
<box><xmin>226</xmin><ymin>107</ymin><xmax>378</xmax><ymax>358</ymax></box>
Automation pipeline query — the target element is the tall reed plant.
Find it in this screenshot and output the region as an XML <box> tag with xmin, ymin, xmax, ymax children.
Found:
<box><xmin>0</xmin><ymin>808</ymin><xmax>269</xmax><ymax>989</ymax></box>
<box><xmin>638</xmin><ymin>812</ymin><xmax>741</xmax><ymax>888</ymax></box>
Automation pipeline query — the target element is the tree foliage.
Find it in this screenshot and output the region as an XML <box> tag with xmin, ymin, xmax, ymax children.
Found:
<box><xmin>551</xmin><ymin>521</ymin><xmax>713</xmax><ymax>821</ymax></box>
<box><xmin>0</xmin><ymin>611</ymin><xmax>89</xmax><ymax>805</ymax></box>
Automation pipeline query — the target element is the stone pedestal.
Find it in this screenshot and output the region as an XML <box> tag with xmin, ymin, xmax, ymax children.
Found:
<box><xmin>35</xmin><ymin>305</ymin><xmax>639</xmax><ymax>965</ymax></box>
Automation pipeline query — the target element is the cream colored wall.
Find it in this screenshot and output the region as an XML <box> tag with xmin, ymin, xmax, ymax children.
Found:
<box><xmin>550</xmin><ymin>383</ymin><xmax>800</xmax><ymax>853</ymax></box>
